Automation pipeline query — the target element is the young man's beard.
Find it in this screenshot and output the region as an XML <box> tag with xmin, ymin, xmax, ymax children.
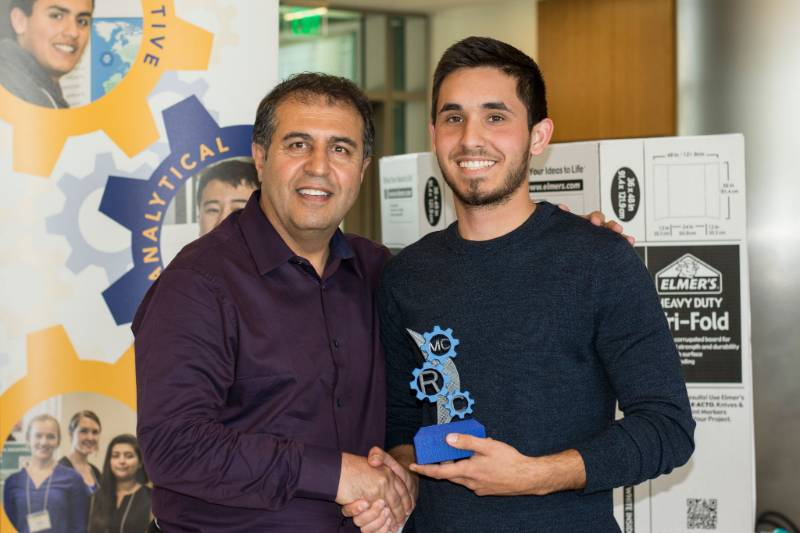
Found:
<box><xmin>440</xmin><ymin>151</ymin><xmax>531</xmax><ymax>208</ymax></box>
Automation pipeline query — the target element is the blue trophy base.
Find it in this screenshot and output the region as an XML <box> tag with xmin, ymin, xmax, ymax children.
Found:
<box><xmin>413</xmin><ymin>419</ymin><xmax>486</xmax><ymax>464</ymax></box>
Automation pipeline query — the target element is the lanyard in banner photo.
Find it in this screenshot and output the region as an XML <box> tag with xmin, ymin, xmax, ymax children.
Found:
<box><xmin>26</xmin><ymin>469</ymin><xmax>54</xmax><ymax>533</ymax></box>
<box><xmin>118</xmin><ymin>488</ymin><xmax>138</xmax><ymax>533</ymax></box>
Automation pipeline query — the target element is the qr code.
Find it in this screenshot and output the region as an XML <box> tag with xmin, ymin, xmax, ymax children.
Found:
<box><xmin>687</xmin><ymin>498</ymin><xmax>718</xmax><ymax>529</ymax></box>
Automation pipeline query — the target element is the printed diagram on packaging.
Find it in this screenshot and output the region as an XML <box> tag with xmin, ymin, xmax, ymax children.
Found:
<box><xmin>645</xmin><ymin>139</ymin><xmax>745</xmax><ymax>241</ymax></box>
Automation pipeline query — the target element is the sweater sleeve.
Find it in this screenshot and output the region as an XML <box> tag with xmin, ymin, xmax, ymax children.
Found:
<box><xmin>379</xmin><ymin>264</ymin><xmax>424</xmax><ymax>451</ymax></box>
<box><xmin>576</xmin><ymin>238</ymin><xmax>696</xmax><ymax>493</ymax></box>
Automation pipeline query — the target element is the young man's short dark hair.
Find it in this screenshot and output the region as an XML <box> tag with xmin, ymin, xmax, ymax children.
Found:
<box><xmin>251</xmin><ymin>72</ymin><xmax>375</xmax><ymax>160</ymax></box>
<box><xmin>9</xmin><ymin>0</ymin><xmax>37</xmax><ymax>15</ymax></box>
<box><xmin>431</xmin><ymin>36</ymin><xmax>548</xmax><ymax>131</ymax></box>
<box><xmin>195</xmin><ymin>157</ymin><xmax>259</xmax><ymax>205</ymax></box>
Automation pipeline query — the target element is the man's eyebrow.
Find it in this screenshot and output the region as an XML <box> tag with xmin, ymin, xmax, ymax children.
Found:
<box><xmin>47</xmin><ymin>4</ymin><xmax>93</xmax><ymax>17</ymax></box>
<box><xmin>202</xmin><ymin>199</ymin><xmax>221</xmax><ymax>207</ymax></box>
<box><xmin>483</xmin><ymin>102</ymin><xmax>512</xmax><ymax>112</ymax></box>
<box><xmin>282</xmin><ymin>131</ymin><xmax>313</xmax><ymax>142</ymax></box>
<box><xmin>329</xmin><ymin>136</ymin><xmax>357</xmax><ymax>148</ymax></box>
<box><xmin>438</xmin><ymin>102</ymin><xmax>514</xmax><ymax>114</ymax></box>
<box><xmin>438</xmin><ymin>103</ymin><xmax>463</xmax><ymax>114</ymax></box>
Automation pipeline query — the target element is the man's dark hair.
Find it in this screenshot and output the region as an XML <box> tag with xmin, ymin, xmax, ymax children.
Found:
<box><xmin>10</xmin><ymin>0</ymin><xmax>95</xmax><ymax>15</ymax></box>
<box><xmin>252</xmin><ymin>72</ymin><xmax>375</xmax><ymax>160</ymax></box>
<box><xmin>431</xmin><ymin>36</ymin><xmax>548</xmax><ymax>130</ymax></box>
<box><xmin>195</xmin><ymin>157</ymin><xmax>260</xmax><ymax>204</ymax></box>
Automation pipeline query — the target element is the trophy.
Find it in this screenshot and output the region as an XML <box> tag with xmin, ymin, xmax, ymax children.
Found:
<box><xmin>407</xmin><ymin>326</ymin><xmax>486</xmax><ymax>464</ymax></box>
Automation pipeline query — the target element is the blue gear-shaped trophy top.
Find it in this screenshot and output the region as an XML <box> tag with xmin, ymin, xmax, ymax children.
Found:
<box><xmin>410</xmin><ymin>362</ymin><xmax>451</xmax><ymax>403</ymax></box>
<box><xmin>446</xmin><ymin>390</ymin><xmax>475</xmax><ymax>419</ymax></box>
<box><xmin>422</xmin><ymin>325</ymin><xmax>460</xmax><ymax>362</ymax></box>
<box><xmin>99</xmin><ymin>95</ymin><xmax>253</xmax><ymax>325</ymax></box>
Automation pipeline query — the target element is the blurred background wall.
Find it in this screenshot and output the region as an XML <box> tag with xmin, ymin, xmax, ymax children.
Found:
<box><xmin>676</xmin><ymin>0</ymin><xmax>800</xmax><ymax>522</ymax></box>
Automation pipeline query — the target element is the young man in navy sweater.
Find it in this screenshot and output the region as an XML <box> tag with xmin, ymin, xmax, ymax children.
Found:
<box><xmin>347</xmin><ymin>36</ymin><xmax>695</xmax><ymax>533</ymax></box>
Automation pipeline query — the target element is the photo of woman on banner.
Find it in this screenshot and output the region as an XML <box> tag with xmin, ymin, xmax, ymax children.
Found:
<box><xmin>196</xmin><ymin>157</ymin><xmax>260</xmax><ymax>236</ymax></box>
<box><xmin>58</xmin><ymin>410</ymin><xmax>102</xmax><ymax>494</ymax></box>
<box><xmin>0</xmin><ymin>0</ymin><xmax>93</xmax><ymax>108</ymax></box>
<box><xmin>88</xmin><ymin>434</ymin><xmax>152</xmax><ymax>533</ymax></box>
<box><xmin>2</xmin><ymin>414</ymin><xmax>90</xmax><ymax>533</ymax></box>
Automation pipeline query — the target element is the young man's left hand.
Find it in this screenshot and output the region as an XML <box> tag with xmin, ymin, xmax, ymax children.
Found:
<box><xmin>409</xmin><ymin>433</ymin><xmax>586</xmax><ymax>497</ymax></box>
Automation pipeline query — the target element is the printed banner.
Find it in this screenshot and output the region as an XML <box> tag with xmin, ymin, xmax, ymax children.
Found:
<box><xmin>0</xmin><ymin>2</ymin><xmax>277</xmax><ymax>530</ymax></box>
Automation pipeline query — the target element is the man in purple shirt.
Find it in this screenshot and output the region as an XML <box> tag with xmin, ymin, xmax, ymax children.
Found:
<box><xmin>133</xmin><ymin>73</ymin><xmax>414</xmax><ymax>532</ymax></box>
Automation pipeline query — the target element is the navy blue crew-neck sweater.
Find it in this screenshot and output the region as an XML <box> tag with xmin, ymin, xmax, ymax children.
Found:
<box><xmin>379</xmin><ymin>202</ymin><xmax>695</xmax><ymax>533</ymax></box>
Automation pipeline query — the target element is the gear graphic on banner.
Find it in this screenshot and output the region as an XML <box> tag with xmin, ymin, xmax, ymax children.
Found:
<box><xmin>0</xmin><ymin>0</ymin><xmax>213</xmax><ymax>177</ymax></box>
<box><xmin>46</xmin><ymin>154</ymin><xmax>145</xmax><ymax>282</ymax></box>
<box><xmin>100</xmin><ymin>95</ymin><xmax>253</xmax><ymax>325</ymax></box>
<box><xmin>0</xmin><ymin>325</ymin><xmax>136</xmax><ymax>532</ymax></box>
<box><xmin>45</xmin><ymin>75</ymin><xmax>211</xmax><ymax>282</ymax></box>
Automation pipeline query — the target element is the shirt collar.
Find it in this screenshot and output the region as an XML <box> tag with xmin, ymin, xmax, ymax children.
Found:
<box><xmin>238</xmin><ymin>190</ymin><xmax>361</xmax><ymax>278</ymax></box>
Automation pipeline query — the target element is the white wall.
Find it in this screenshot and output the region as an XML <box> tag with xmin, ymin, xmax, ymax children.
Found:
<box><xmin>678</xmin><ymin>0</ymin><xmax>800</xmax><ymax>525</ymax></box>
<box><xmin>430</xmin><ymin>0</ymin><xmax>538</xmax><ymax>86</ymax></box>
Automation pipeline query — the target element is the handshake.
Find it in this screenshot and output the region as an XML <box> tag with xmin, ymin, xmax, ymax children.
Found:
<box><xmin>336</xmin><ymin>445</ymin><xmax>418</xmax><ymax>533</ymax></box>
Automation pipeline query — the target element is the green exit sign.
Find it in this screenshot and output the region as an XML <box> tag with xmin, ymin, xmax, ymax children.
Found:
<box><xmin>284</xmin><ymin>7</ymin><xmax>327</xmax><ymax>36</ymax></box>
<box><xmin>291</xmin><ymin>16</ymin><xmax>321</xmax><ymax>36</ymax></box>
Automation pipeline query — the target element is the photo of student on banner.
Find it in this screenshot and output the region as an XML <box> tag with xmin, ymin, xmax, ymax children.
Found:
<box><xmin>88</xmin><ymin>434</ymin><xmax>152</xmax><ymax>533</ymax></box>
<box><xmin>196</xmin><ymin>157</ymin><xmax>260</xmax><ymax>236</ymax></box>
<box><xmin>0</xmin><ymin>0</ymin><xmax>94</xmax><ymax>108</ymax></box>
<box><xmin>3</xmin><ymin>414</ymin><xmax>90</xmax><ymax>533</ymax></box>
<box><xmin>158</xmin><ymin>157</ymin><xmax>260</xmax><ymax>267</ymax></box>
<box><xmin>58</xmin><ymin>410</ymin><xmax>102</xmax><ymax>494</ymax></box>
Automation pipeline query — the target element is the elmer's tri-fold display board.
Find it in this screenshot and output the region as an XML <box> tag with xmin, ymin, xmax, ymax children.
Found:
<box><xmin>380</xmin><ymin>134</ymin><xmax>754</xmax><ymax>532</ymax></box>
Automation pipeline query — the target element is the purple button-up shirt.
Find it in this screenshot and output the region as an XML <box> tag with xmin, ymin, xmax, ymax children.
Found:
<box><xmin>133</xmin><ymin>191</ymin><xmax>389</xmax><ymax>532</ymax></box>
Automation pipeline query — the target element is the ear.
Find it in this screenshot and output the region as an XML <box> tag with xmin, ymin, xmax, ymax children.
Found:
<box><xmin>529</xmin><ymin>118</ymin><xmax>554</xmax><ymax>157</ymax></box>
<box><xmin>251</xmin><ymin>143</ymin><xmax>266</xmax><ymax>175</ymax></box>
<box><xmin>428</xmin><ymin>122</ymin><xmax>436</xmax><ymax>152</ymax></box>
<box><xmin>10</xmin><ymin>7</ymin><xmax>28</xmax><ymax>37</ymax></box>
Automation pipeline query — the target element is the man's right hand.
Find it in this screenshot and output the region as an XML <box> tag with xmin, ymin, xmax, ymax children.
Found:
<box><xmin>342</xmin><ymin>445</ymin><xmax>418</xmax><ymax>532</ymax></box>
<box><xmin>336</xmin><ymin>452</ymin><xmax>410</xmax><ymax>528</ymax></box>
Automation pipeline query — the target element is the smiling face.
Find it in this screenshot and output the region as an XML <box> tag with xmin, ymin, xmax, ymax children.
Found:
<box><xmin>432</xmin><ymin>66</ymin><xmax>550</xmax><ymax>208</ymax></box>
<box><xmin>28</xmin><ymin>419</ymin><xmax>59</xmax><ymax>462</ymax></box>
<box><xmin>11</xmin><ymin>0</ymin><xmax>93</xmax><ymax>81</ymax></box>
<box><xmin>70</xmin><ymin>415</ymin><xmax>100</xmax><ymax>457</ymax></box>
<box><xmin>109</xmin><ymin>443</ymin><xmax>140</xmax><ymax>482</ymax></box>
<box><xmin>198</xmin><ymin>179</ymin><xmax>257</xmax><ymax>236</ymax></box>
<box><xmin>252</xmin><ymin>95</ymin><xmax>369</xmax><ymax>250</ymax></box>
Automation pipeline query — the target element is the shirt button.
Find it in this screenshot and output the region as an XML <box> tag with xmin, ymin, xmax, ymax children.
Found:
<box><xmin>332</xmin><ymin>339</ymin><xmax>340</xmax><ymax>349</ymax></box>
<box><xmin>336</xmin><ymin>397</ymin><xmax>344</xmax><ymax>408</ymax></box>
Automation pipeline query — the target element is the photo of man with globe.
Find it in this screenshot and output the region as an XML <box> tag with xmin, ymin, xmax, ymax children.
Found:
<box><xmin>0</xmin><ymin>0</ymin><xmax>94</xmax><ymax>108</ymax></box>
